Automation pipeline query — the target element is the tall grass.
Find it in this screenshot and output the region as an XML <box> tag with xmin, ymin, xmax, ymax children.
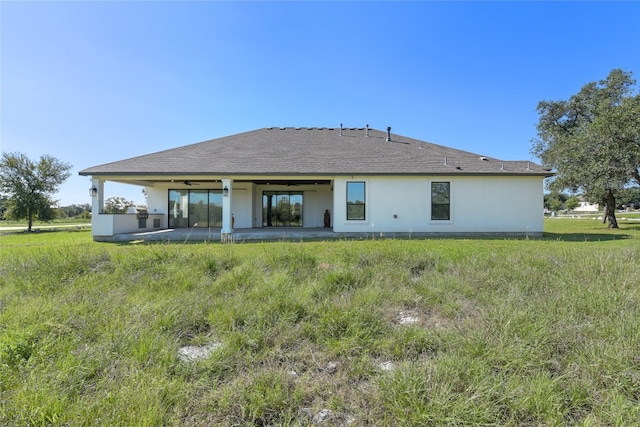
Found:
<box><xmin>0</xmin><ymin>219</ymin><xmax>639</xmax><ymax>425</ymax></box>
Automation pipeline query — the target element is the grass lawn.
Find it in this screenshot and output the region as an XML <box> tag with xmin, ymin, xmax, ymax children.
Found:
<box><xmin>1</xmin><ymin>219</ymin><xmax>639</xmax><ymax>425</ymax></box>
<box><xmin>0</xmin><ymin>218</ymin><xmax>91</xmax><ymax>227</ymax></box>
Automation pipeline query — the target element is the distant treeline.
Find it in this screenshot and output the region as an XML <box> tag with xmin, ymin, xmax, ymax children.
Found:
<box><xmin>0</xmin><ymin>199</ymin><xmax>92</xmax><ymax>220</ymax></box>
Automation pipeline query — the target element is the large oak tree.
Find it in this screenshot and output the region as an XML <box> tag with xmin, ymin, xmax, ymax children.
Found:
<box><xmin>0</xmin><ymin>152</ymin><xmax>72</xmax><ymax>232</ymax></box>
<box><xmin>532</xmin><ymin>69</ymin><xmax>640</xmax><ymax>228</ymax></box>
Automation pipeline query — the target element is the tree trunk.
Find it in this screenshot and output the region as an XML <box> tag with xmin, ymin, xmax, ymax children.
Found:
<box><xmin>27</xmin><ymin>209</ymin><xmax>33</xmax><ymax>232</ymax></box>
<box><xmin>605</xmin><ymin>189</ymin><xmax>618</xmax><ymax>229</ymax></box>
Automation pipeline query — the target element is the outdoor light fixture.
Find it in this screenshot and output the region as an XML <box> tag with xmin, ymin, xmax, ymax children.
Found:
<box><xmin>223</xmin><ymin>186</ymin><xmax>229</xmax><ymax>197</ymax></box>
<box><xmin>89</xmin><ymin>186</ymin><xmax>98</xmax><ymax>197</ymax></box>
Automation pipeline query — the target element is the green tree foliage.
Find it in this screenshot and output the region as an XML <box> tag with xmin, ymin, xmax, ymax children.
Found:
<box><xmin>616</xmin><ymin>186</ymin><xmax>640</xmax><ymax>209</ymax></box>
<box><xmin>543</xmin><ymin>192</ymin><xmax>567</xmax><ymax>212</ymax></box>
<box><xmin>104</xmin><ymin>196</ymin><xmax>135</xmax><ymax>214</ymax></box>
<box><xmin>547</xmin><ymin>197</ymin><xmax>563</xmax><ymax>212</ymax></box>
<box><xmin>564</xmin><ymin>196</ymin><xmax>580</xmax><ymax>211</ymax></box>
<box><xmin>532</xmin><ymin>69</ymin><xmax>640</xmax><ymax>228</ymax></box>
<box><xmin>58</xmin><ymin>203</ymin><xmax>92</xmax><ymax>218</ymax></box>
<box><xmin>0</xmin><ymin>152</ymin><xmax>72</xmax><ymax>231</ymax></box>
<box><xmin>0</xmin><ymin>194</ymin><xmax>8</xmax><ymax>220</ymax></box>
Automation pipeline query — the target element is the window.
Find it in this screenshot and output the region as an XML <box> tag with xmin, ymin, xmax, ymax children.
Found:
<box><xmin>431</xmin><ymin>182</ymin><xmax>450</xmax><ymax>220</ymax></box>
<box><xmin>168</xmin><ymin>189</ymin><xmax>222</xmax><ymax>228</ymax></box>
<box><xmin>346</xmin><ymin>182</ymin><xmax>366</xmax><ymax>220</ymax></box>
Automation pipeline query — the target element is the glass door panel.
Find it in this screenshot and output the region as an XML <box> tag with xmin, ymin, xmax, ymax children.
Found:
<box><xmin>263</xmin><ymin>192</ymin><xmax>276</xmax><ymax>227</ymax></box>
<box><xmin>189</xmin><ymin>190</ymin><xmax>209</xmax><ymax>228</ymax></box>
<box><xmin>208</xmin><ymin>191</ymin><xmax>223</xmax><ymax>227</ymax></box>
<box><xmin>290</xmin><ymin>192</ymin><xmax>303</xmax><ymax>226</ymax></box>
<box><xmin>275</xmin><ymin>193</ymin><xmax>290</xmax><ymax>226</ymax></box>
<box><xmin>169</xmin><ymin>189</ymin><xmax>189</xmax><ymax>228</ymax></box>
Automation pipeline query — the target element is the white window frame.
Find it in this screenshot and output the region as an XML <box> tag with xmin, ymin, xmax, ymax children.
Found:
<box><xmin>346</xmin><ymin>180</ymin><xmax>368</xmax><ymax>222</ymax></box>
<box><xmin>429</xmin><ymin>180</ymin><xmax>453</xmax><ymax>223</ymax></box>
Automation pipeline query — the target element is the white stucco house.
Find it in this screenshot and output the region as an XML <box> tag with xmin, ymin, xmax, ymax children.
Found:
<box><xmin>79</xmin><ymin>126</ymin><xmax>552</xmax><ymax>241</ymax></box>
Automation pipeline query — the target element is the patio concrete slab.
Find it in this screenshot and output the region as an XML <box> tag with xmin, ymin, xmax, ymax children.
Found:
<box><xmin>95</xmin><ymin>227</ymin><xmax>539</xmax><ymax>243</ymax></box>
<box><xmin>101</xmin><ymin>227</ymin><xmax>349</xmax><ymax>242</ymax></box>
<box><xmin>95</xmin><ymin>227</ymin><xmax>459</xmax><ymax>242</ymax></box>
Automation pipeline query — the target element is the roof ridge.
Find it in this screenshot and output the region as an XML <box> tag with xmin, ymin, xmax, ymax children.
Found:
<box><xmin>265</xmin><ymin>126</ymin><xmax>374</xmax><ymax>131</ymax></box>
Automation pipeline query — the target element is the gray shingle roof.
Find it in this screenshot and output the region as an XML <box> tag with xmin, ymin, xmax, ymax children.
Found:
<box><xmin>79</xmin><ymin>127</ymin><xmax>552</xmax><ymax>177</ymax></box>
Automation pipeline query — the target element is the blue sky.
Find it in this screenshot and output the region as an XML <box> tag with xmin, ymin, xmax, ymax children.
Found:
<box><xmin>2</xmin><ymin>1</ymin><xmax>639</xmax><ymax>206</ymax></box>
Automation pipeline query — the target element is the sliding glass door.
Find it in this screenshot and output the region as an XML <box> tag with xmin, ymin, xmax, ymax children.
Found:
<box><xmin>262</xmin><ymin>191</ymin><xmax>303</xmax><ymax>227</ymax></box>
<box><xmin>168</xmin><ymin>189</ymin><xmax>223</xmax><ymax>228</ymax></box>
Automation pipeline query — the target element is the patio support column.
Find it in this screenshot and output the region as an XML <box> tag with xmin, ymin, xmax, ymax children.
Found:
<box><xmin>91</xmin><ymin>178</ymin><xmax>104</xmax><ymax>214</ymax></box>
<box><xmin>221</xmin><ymin>178</ymin><xmax>233</xmax><ymax>241</ymax></box>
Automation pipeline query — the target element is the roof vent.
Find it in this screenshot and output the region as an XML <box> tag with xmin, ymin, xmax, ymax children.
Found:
<box><xmin>480</xmin><ymin>156</ymin><xmax>489</xmax><ymax>161</ymax></box>
<box><xmin>386</xmin><ymin>126</ymin><xmax>391</xmax><ymax>142</ymax></box>
<box><xmin>366</xmin><ymin>124</ymin><xmax>370</xmax><ymax>137</ymax></box>
<box><xmin>444</xmin><ymin>156</ymin><xmax>448</xmax><ymax>166</ymax></box>
<box><xmin>526</xmin><ymin>161</ymin><xmax>532</xmax><ymax>171</ymax></box>
<box><xmin>340</xmin><ymin>123</ymin><xmax>343</xmax><ymax>137</ymax></box>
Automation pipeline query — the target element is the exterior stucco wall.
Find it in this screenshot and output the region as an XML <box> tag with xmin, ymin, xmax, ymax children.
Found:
<box><xmin>91</xmin><ymin>213</ymin><xmax>114</xmax><ymax>237</ymax></box>
<box><xmin>301</xmin><ymin>185</ymin><xmax>333</xmax><ymax>227</ymax></box>
<box><xmin>332</xmin><ymin>175</ymin><xmax>544</xmax><ymax>234</ymax></box>
<box><xmin>146</xmin><ymin>186</ymin><xmax>168</xmax><ymax>227</ymax></box>
<box><xmin>91</xmin><ymin>213</ymin><xmax>164</xmax><ymax>237</ymax></box>
<box><xmin>451</xmin><ymin>176</ymin><xmax>544</xmax><ymax>233</ymax></box>
<box><xmin>231</xmin><ymin>183</ymin><xmax>253</xmax><ymax>229</ymax></box>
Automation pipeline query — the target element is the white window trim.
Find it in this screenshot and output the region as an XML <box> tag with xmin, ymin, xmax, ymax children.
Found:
<box><xmin>429</xmin><ymin>180</ymin><xmax>453</xmax><ymax>224</ymax></box>
<box><xmin>345</xmin><ymin>179</ymin><xmax>369</xmax><ymax>224</ymax></box>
